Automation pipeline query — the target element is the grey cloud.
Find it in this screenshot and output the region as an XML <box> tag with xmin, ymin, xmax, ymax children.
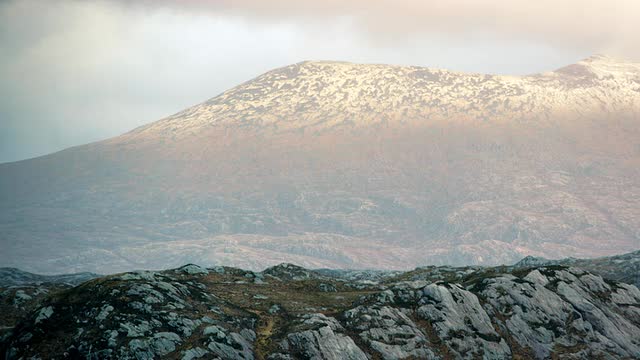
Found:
<box><xmin>126</xmin><ymin>0</ymin><xmax>640</xmax><ymax>59</ymax></box>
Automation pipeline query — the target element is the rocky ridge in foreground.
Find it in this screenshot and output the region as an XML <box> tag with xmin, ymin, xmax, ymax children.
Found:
<box><xmin>2</xmin><ymin>260</ymin><xmax>640</xmax><ymax>359</ymax></box>
<box><xmin>514</xmin><ymin>250</ymin><xmax>640</xmax><ymax>288</ymax></box>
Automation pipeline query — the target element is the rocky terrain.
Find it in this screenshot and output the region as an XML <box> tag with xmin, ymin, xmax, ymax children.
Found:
<box><xmin>2</xmin><ymin>253</ymin><xmax>640</xmax><ymax>359</ymax></box>
<box><xmin>514</xmin><ymin>250</ymin><xmax>640</xmax><ymax>288</ymax></box>
<box><xmin>2</xmin><ymin>55</ymin><xmax>640</xmax><ymax>274</ymax></box>
<box><xmin>0</xmin><ymin>269</ymin><xmax>99</xmax><ymax>341</ymax></box>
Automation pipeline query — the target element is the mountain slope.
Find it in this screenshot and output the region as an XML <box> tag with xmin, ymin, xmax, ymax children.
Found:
<box><xmin>1</xmin><ymin>55</ymin><xmax>640</xmax><ymax>274</ymax></box>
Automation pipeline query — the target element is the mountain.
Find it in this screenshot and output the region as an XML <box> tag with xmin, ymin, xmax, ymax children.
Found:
<box><xmin>1</xmin><ymin>55</ymin><xmax>640</xmax><ymax>274</ymax></box>
<box><xmin>2</xmin><ymin>262</ymin><xmax>640</xmax><ymax>359</ymax></box>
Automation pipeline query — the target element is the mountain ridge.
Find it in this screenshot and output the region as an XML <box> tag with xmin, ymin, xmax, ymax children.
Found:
<box><xmin>122</xmin><ymin>54</ymin><xmax>640</xmax><ymax>141</ymax></box>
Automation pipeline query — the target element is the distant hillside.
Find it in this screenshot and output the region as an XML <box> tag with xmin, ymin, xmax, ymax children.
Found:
<box><xmin>2</xmin><ymin>55</ymin><xmax>640</xmax><ymax>273</ymax></box>
<box><xmin>0</xmin><ymin>268</ymin><xmax>99</xmax><ymax>288</ymax></box>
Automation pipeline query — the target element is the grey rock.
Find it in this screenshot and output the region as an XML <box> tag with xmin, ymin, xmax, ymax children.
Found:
<box><xmin>319</xmin><ymin>283</ymin><xmax>337</xmax><ymax>292</ymax></box>
<box><xmin>13</xmin><ymin>290</ymin><xmax>32</xmax><ymax>305</ymax></box>
<box><xmin>202</xmin><ymin>323</ymin><xmax>255</xmax><ymax>359</ymax></box>
<box><xmin>179</xmin><ymin>264</ymin><xmax>209</xmax><ymax>275</ymax></box>
<box><xmin>119</xmin><ymin>321</ymin><xmax>152</xmax><ymax>337</ymax></box>
<box><xmin>182</xmin><ymin>347</ymin><xmax>209</xmax><ymax>360</ymax></box>
<box><xmin>278</xmin><ymin>314</ymin><xmax>367</xmax><ymax>360</ymax></box>
<box><xmin>481</xmin><ymin>268</ymin><xmax>640</xmax><ymax>359</ymax></box>
<box><xmin>96</xmin><ymin>304</ymin><xmax>114</xmax><ymax>321</ymax></box>
<box><xmin>344</xmin><ymin>305</ymin><xmax>440</xmax><ymax>359</ymax></box>
<box><xmin>418</xmin><ymin>283</ymin><xmax>511</xmax><ymax>359</ymax></box>
<box><xmin>34</xmin><ymin>306</ymin><xmax>53</xmax><ymax>324</ymax></box>
<box><xmin>128</xmin><ymin>339</ymin><xmax>155</xmax><ymax>360</ymax></box>
<box><xmin>117</xmin><ymin>271</ymin><xmax>160</xmax><ymax>282</ymax></box>
<box><xmin>152</xmin><ymin>331</ymin><xmax>182</xmax><ymax>356</ymax></box>
<box><xmin>105</xmin><ymin>330</ymin><xmax>119</xmax><ymax>348</ymax></box>
<box><xmin>203</xmin><ymin>325</ymin><xmax>227</xmax><ymax>339</ymax></box>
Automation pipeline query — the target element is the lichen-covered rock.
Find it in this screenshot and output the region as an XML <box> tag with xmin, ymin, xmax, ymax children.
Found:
<box><xmin>319</xmin><ymin>283</ymin><xmax>337</xmax><ymax>292</ymax></box>
<box><xmin>480</xmin><ymin>267</ymin><xmax>640</xmax><ymax>359</ymax></box>
<box><xmin>344</xmin><ymin>305</ymin><xmax>440</xmax><ymax>359</ymax></box>
<box><xmin>274</xmin><ymin>314</ymin><xmax>367</xmax><ymax>360</ymax></box>
<box><xmin>96</xmin><ymin>304</ymin><xmax>114</xmax><ymax>321</ymax></box>
<box><xmin>480</xmin><ymin>272</ymin><xmax>575</xmax><ymax>358</ymax></box>
<box><xmin>13</xmin><ymin>290</ymin><xmax>32</xmax><ymax>305</ymax></box>
<box><xmin>152</xmin><ymin>332</ymin><xmax>182</xmax><ymax>355</ymax></box>
<box><xmin>261</xmin><ymin>263</ymin><xmax>321</xmax><ymax>281</ymax></box>
<box><xmin>178</xmin><ymin>264</ymin><xmax>210</xmax><ymax>275</ymax></box>
<box><xmin>182</xmin><ymin>346</ymin><xmax>209</xmax><ymax>360</ymax></box>
<box><xmin>34</xmin><ymin>306</ymin><xmax>54</xmax><ymax>324</ymax></box>
<box><xmin>207</xmin><ymin>329</ymin><xmax>254</xmax><ymax>359</ymax></box>
<box><xmin>126</xmin><ymin>331</ymin><xmax>181</xmax><ymax>358</ymax></box>
<box><xmin>417</xmin><ymin>283</ymin><xmax>511</xmax><ymax>359</ymax></box>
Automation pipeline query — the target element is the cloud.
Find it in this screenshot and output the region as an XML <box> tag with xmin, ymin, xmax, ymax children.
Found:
<box><xmin>0</xmin><ymin>0</ymin><xmax>302</xmax><ymax>162</ymax></box>
<box><xmin>130</xmin><ymin>0</ymin><xmax>639</xmax><ymax>59</ymax></box>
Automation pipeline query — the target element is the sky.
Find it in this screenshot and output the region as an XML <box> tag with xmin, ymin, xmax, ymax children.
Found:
<box><xmin>1</xmin><ymin>0</ymin><xmax>639</xmax><ymax>163</ymax></box>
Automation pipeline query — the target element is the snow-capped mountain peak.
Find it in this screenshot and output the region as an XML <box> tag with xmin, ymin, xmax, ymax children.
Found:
<box><xmin>128</xmin><ymin>56</ymin><xmax>640</xmax><ymax>139</ymax></box>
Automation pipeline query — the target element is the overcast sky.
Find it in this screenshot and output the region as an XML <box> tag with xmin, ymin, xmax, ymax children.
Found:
<box><xmin>1</xmin><ymin>0</ymin><xmax>639</xmax><ymax>163</ymax></box>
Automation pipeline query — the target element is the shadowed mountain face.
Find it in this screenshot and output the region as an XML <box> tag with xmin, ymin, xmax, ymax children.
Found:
<box><xmin>1</xmin><ymin>55</ymin><xmax>640</xmax><ymax>274</ymax></box>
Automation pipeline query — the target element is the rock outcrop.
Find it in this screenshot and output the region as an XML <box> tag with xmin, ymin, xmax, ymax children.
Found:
<box><xmin>2</xmin><ymin>261</ymin><xmax>640</xmax><ymax>359</ymax></box>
